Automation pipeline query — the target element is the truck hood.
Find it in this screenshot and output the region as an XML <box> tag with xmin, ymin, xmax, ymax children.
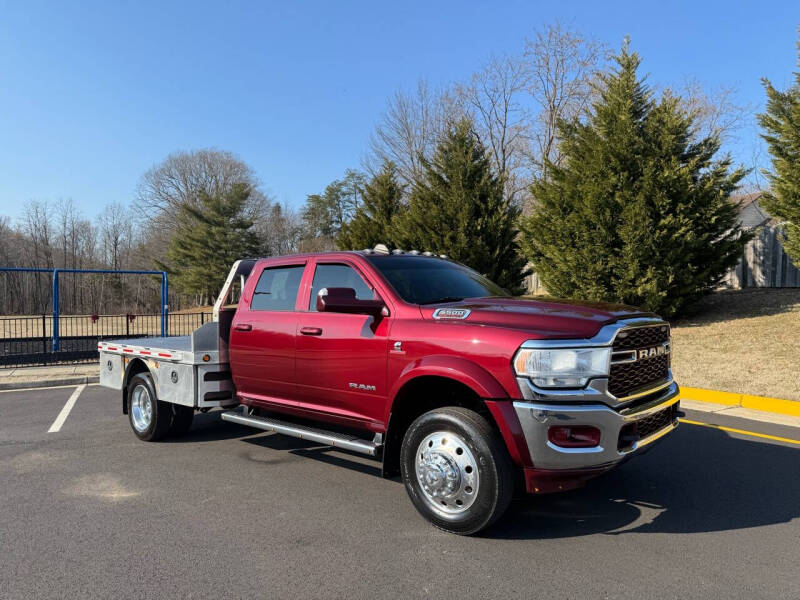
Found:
<box><xmin>420</xmin><ymin>296</ymin><xmax>655</xmax><ymax>339</ymax></box>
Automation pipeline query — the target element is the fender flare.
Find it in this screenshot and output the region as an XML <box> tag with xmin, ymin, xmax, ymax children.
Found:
<box><xmin>385</xmin><ymin>355</ymin><xmax>507</xmax><ymax>419</ymax></box>
<box><xmin>380</xmin><ymin>355</ymin><xmax>530</xmax><ymax>476</ymax></box>
<box><xmin>121</xmin><ymin>357</ymin><xmax>156</xmax><ymax>414</ymax></box>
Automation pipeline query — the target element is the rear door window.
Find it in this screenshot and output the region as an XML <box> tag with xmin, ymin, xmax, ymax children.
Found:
<box><xmin>309</xmin><ymin>264</ymin><xmax>375</xmax><ymax>311</ymax></box>
<box><xmin>251</xmin><ymin>265</ymin><xmax>305</xmax><ymax>311</ymax></box>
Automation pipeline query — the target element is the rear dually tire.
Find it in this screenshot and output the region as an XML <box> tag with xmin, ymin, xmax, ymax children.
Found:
<box><xmin>127</xmin><ymin>372</ymin><xmax>172</xmax><ymax>442</ymax></box>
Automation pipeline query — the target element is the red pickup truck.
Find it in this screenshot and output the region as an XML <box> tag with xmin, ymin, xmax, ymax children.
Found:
<box><xmin>99</xmin><ymin>248</ymin><xmax>680</xmax><ymax>534</ymax></box>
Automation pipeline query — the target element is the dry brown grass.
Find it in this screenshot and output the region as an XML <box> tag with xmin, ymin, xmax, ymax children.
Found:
<box><xmin>671</xmin><ymin>289</ymin><xmax>800</xmax><ymax>401</ymax></box>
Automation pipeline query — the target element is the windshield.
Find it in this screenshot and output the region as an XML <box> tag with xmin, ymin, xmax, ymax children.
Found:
<box><xmin>365</xmin><ymin>255</ymin><xmax>509</xmax><ymax>305</ymax></box>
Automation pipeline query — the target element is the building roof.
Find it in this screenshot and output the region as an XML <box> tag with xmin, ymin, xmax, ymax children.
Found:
<box><xmin>729</xmin><ymin>192</ymin><xmax>774</xmax><ymax>229</ymax></box>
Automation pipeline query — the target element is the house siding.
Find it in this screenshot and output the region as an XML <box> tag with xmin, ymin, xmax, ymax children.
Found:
<box><xmin>723</xmin><ymin>224</ymin><xmax>800</xmax><ymax>288</ymax></box>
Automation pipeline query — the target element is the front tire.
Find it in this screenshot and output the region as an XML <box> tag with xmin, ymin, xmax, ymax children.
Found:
<box><xmin>400</xmin><ymin>407</ymin><xmax>513</xmax><ymax>535</ymax></box>
<box><xmin>127</xmin><ymin>373</ymin><xmax>171</xmax><ymax>441</ymax></box>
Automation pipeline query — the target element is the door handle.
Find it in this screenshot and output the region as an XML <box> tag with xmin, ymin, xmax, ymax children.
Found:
<box><xmin>234</xmin><ymin>323</ymin><xmax>252</xmax><ymax>332</ymax></box>
<box><xmin>300</xmin><ymin>326</ymin><xmax>322</xmax><ymax>336</ymax></box>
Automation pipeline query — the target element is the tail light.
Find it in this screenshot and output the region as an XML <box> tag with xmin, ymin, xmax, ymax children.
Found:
<box><xmin>548</xmin><ymin>425</ymin><xmax>601</xmax><ymax>448</ymax></box>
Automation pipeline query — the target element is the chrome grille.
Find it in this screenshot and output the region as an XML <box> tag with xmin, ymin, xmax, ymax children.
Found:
<box><xmin>608</xmin><ymin>324</ymin><xmax>670</xmax><ymax>398</ymax></box>
<box><xmin>613</xmin><ymin>324</ymin><xmax>669</xmax><ymax>350</ymax></box>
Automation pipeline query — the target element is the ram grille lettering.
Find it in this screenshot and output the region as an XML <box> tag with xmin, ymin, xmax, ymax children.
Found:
<box><xmin>637</xmin><ymin>344</ymin><xmax>669</xmax><ymax>360</ymax></box>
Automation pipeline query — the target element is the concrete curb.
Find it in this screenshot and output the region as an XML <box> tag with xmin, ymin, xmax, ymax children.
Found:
<box><xmin>680</xmin><ymin>386</ymin><xmax>800</xmax><ymax>418</ymax></box>
<box><xmin>0</xmin><ymin>376</ymin><xmax>99</xmax><ymax>391</ymax></box>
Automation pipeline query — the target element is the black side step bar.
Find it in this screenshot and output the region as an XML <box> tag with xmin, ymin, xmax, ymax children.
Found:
<box><xmin>221</xmin><ymin>410</ymin><xmax>382</xmax><ymax>457</ymax></box>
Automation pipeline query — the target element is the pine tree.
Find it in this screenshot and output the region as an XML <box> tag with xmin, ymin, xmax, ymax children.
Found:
<box><xmin>301</xmin><ymin>170</ymin><xmax>366</xmax><ymax>249</ymax></box>
<box><xmin>337</xmin><ymin>161</ymin><xmax>404</xmax><ymax>249</ymax></box>
<box><xmin>519</xmin><ymin>41</ymin><xmax>748</xmax><ymax>318</ymax></box>
<box><xmin>157</xmin><ymin>183</ymin><xmax>263</xmax><ymax>302</ymax></box>
<box><xmin>390</xmin><ymin>118</ymin><xmax>530</xmax><ymax>293</ymax></box>
<box><xmin>759</xmin><ymin>35</ymin><xmax>800</xmax><ymax>263</ymax></box>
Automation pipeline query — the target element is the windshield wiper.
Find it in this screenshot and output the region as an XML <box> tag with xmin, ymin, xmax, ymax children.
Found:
<box><xmin>419</xmin><ymin>296</ymin><xmax>465</xmax><ymax>305</ymax></box>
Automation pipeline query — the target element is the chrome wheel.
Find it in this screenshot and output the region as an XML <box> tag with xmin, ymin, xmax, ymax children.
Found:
<box><xmin>130</xmin><ymin>384</ymin><xmax>153</xmax><ymax>433</ymax></box>
<box><xmin>415</xmin><ymin>431</ymin><xmax>479</xmax><ymax>518</ymax></box>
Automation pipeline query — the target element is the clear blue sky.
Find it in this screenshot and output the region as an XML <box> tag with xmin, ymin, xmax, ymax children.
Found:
<box><xmin>0</xmin><ymin>0</ymin><xmax>797</xmax><ymax>222</ymax></box>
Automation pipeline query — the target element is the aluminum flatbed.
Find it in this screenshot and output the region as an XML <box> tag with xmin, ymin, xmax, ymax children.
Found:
<box><xmin>98</xmin><ymin>330</ymin><xmax>217</xmax><ymax>365</ymax></box>
<box><xmin>98</xmin><ymin>321</ymin><xmax>236</xmax><ymax>409</ymax></box>
<box><xmin>97</xmin><ymin>261</ymin><xmax>256</xmax><ymax>412</ymax></box>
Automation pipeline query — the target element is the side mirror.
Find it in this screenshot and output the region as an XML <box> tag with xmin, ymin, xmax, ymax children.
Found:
<box><xmin>316</xmin><ymin>287</ymin><xmax>385</xmax><ymax>317</ymax></box>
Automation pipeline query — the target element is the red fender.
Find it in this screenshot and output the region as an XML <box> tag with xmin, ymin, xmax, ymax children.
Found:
<box><xmin>386</xmin><ymin>355</ymin><xmax>532</xmax><ymax>467</ymax></box>
<box><xmin>388</xmin><ymin>355</ymin><xmax>507</xmax><ymax>410</ymax></box>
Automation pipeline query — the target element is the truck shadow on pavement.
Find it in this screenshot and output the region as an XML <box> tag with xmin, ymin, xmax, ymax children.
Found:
<box><xmin>241</xmin><ymin>432</ymin><xmax>385</xmax><ymax>477</ymax></box>
<box><xmin>167</xmin><ymin>411</ymin><xmax>273</xmax><ymax>443</ymax></box>
<box><xmin>177</xmin><ymin>413</ymin><xmax>800</xmax><ymax>539</ymax></box>
<box><xmin>490</xmin><ymin>425</ymin><xmax>800</xmax><ymax>540</ymax></box>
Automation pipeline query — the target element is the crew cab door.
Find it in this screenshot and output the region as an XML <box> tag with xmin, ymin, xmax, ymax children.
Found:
<box><xmin>295</xmin><ymin>260</ymin><xmax>389</xmax><ymax>425</ymax></box>
<box><xmin>229</xmin><ymin>261</ymin><xmax>306</xmax><ymax>403</ymax></box>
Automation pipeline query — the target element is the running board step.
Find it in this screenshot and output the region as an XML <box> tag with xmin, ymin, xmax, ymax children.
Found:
<box><xmin>221</xmin><ymin>411</ymin><xmax>382</xmax><ymax>456</ymax></box>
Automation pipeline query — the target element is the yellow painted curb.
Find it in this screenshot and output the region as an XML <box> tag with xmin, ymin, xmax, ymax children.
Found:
<box><xmin>680</xmin><ymin>386</ymin><xmax>800</xmax><ymax>418</ymax></box>
<box><xmin>679</xmin><ymin>386</ymin><xmax>739</xmax><ymax>406</ymax></box>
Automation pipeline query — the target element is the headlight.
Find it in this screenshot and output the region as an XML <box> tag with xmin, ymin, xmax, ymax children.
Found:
<box><xmin>513</xmin><ymin>347</ymin><xmax>610</xmax><ymax>388</ymax></box>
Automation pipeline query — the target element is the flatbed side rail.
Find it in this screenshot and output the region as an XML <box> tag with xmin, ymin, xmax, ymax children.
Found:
<box><xmin>98</xmin><ymin>340</ymin><xmax>188</xmax><ymax>363</ymax></box>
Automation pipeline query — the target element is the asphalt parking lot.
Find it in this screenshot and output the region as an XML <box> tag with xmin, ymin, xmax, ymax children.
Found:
<box><xmin>1</xmin><ymin>385</ymin><xmax>799</xmax><ymax>599</ymax></box>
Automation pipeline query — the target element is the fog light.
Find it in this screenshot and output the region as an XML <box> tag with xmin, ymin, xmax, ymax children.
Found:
<box><xmin>548</xmin><ymin>425</ymin><xmax>601</xmax><ymax>448</ymax></box>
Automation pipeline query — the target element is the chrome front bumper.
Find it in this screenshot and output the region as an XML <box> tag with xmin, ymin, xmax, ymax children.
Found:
<box><xmin>512</xmin><ymin>381</ymin><xmax>680</xmax><ymax>470</ymax></box>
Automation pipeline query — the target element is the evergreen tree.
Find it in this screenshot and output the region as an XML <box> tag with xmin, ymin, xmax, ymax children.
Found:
<box><xmin>337</xmin><ymin>161</ymin><xmax>404</xmax><ymax>249</ymax></box>
<box><xmin>519</xmin><ymin>42</ymin><xmax>748</xmax><ymax>318</ymax></box>
<box><xmin>157</xmin><ymin>183</ymin><xmax>263</xmax><ymax>302</ymax></box>
<box><xmin>301</xmin><ymin>170</ymin><xmax>366</xmax><ymax>249</ymax></box>
<box><xmin>759</xmin><ymin>35</ymin><xmax>800</xmax><ymax>263</ymax></box>
<box><xmin>390</xmin><ymin>118</ymin><xmax>530</xmax><ymax>293</ymax></box>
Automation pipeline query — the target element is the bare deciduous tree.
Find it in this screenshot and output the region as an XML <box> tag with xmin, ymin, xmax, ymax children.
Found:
<box><xmin>22</xmin><ymin>200</ymin><xmax>54</xmax><ymax>268</ymax></box>
<box><xmin>369</xmin><ymin>24</ymin><xmax>605</xmax><ymax>207</ymax></box>
<box><xmin>55</xmin><ymin>199</ymin><xmax>88</xmax><ymax>312</ymax></box>
<box><xmin>0</xmin><ymin>216</ymin><xmax>28</xmax><ymax>313</ymax></box>
<box><xmin>523</xmin><ymin>23</ymin><xmax>605</xmax><ymax>188</ymax></box>
<box><xmin>677</xmin><ymin>78</ymin><xmax>750</xmax><ymax>145</ymax></box>
<box><xmin>0</xmin><ymin>216</ymin><xmax>11</xmax><ymax>261</ymax></box>
<box><xmin>456</xmin><ymin>55</ymin><xmax>532</xmax><ymax>204</ymax></box>
<box><xmin>742</xmin><ymin>136</ymin><xmax>767</xmax><ymax>192</ymax></box>
<box><xmin>134</xmin><ymin>148</ymin><xmax>276</xmax><ymax>273</ymax></box>
<box><xmin>258</xmin><ymin>203</ymin><xmax>304</xmax><ymax>256</ymax></box>
<box><xmin>136</xmin><ymin>149</ymin><xmax>259</xmax><ymax>213</ymax></box>
<box><xmin>98</xmin><ymin>203</ymin><xmax>133</xmax><ymax>269</ymax></box>
<box><xmin>56</xmin><ymin>199</ymin><xmax>78</xmax><ymax>268</ymax></box>
<box><xmin>368</xmin><ymin>79</ymin><xmax>457</xmax><ymax>186</ymax></box>
<box><xmin>680</xmin><ymin>79</ymin><xmax>761</xmax><ymax>192</ymax></box>
<box><xmin>135</xmin><ymin>149</ymin><xmax>273</xmax><ymax>239</ymax></box>
<box><xmin>17</xmin><ymin>201</ymin><xmax>55</xmax><ymax>311</ymax></box>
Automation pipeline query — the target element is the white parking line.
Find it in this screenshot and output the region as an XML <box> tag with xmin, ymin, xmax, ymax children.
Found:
<box><xmin>48</xmin><ymin>384</ymin><xmax>86</xmax><ymax>433</ymax></box>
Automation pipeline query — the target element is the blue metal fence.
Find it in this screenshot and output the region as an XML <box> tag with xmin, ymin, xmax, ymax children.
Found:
<box><xmin>0</xmin><ymin>267</ymin><xmax>169</xmax><ymax>351</ymax></box>
<box><xmin>0</xmin><ymin>312</ymin><xmax>211</xmax><ymax>367</ymax></box>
